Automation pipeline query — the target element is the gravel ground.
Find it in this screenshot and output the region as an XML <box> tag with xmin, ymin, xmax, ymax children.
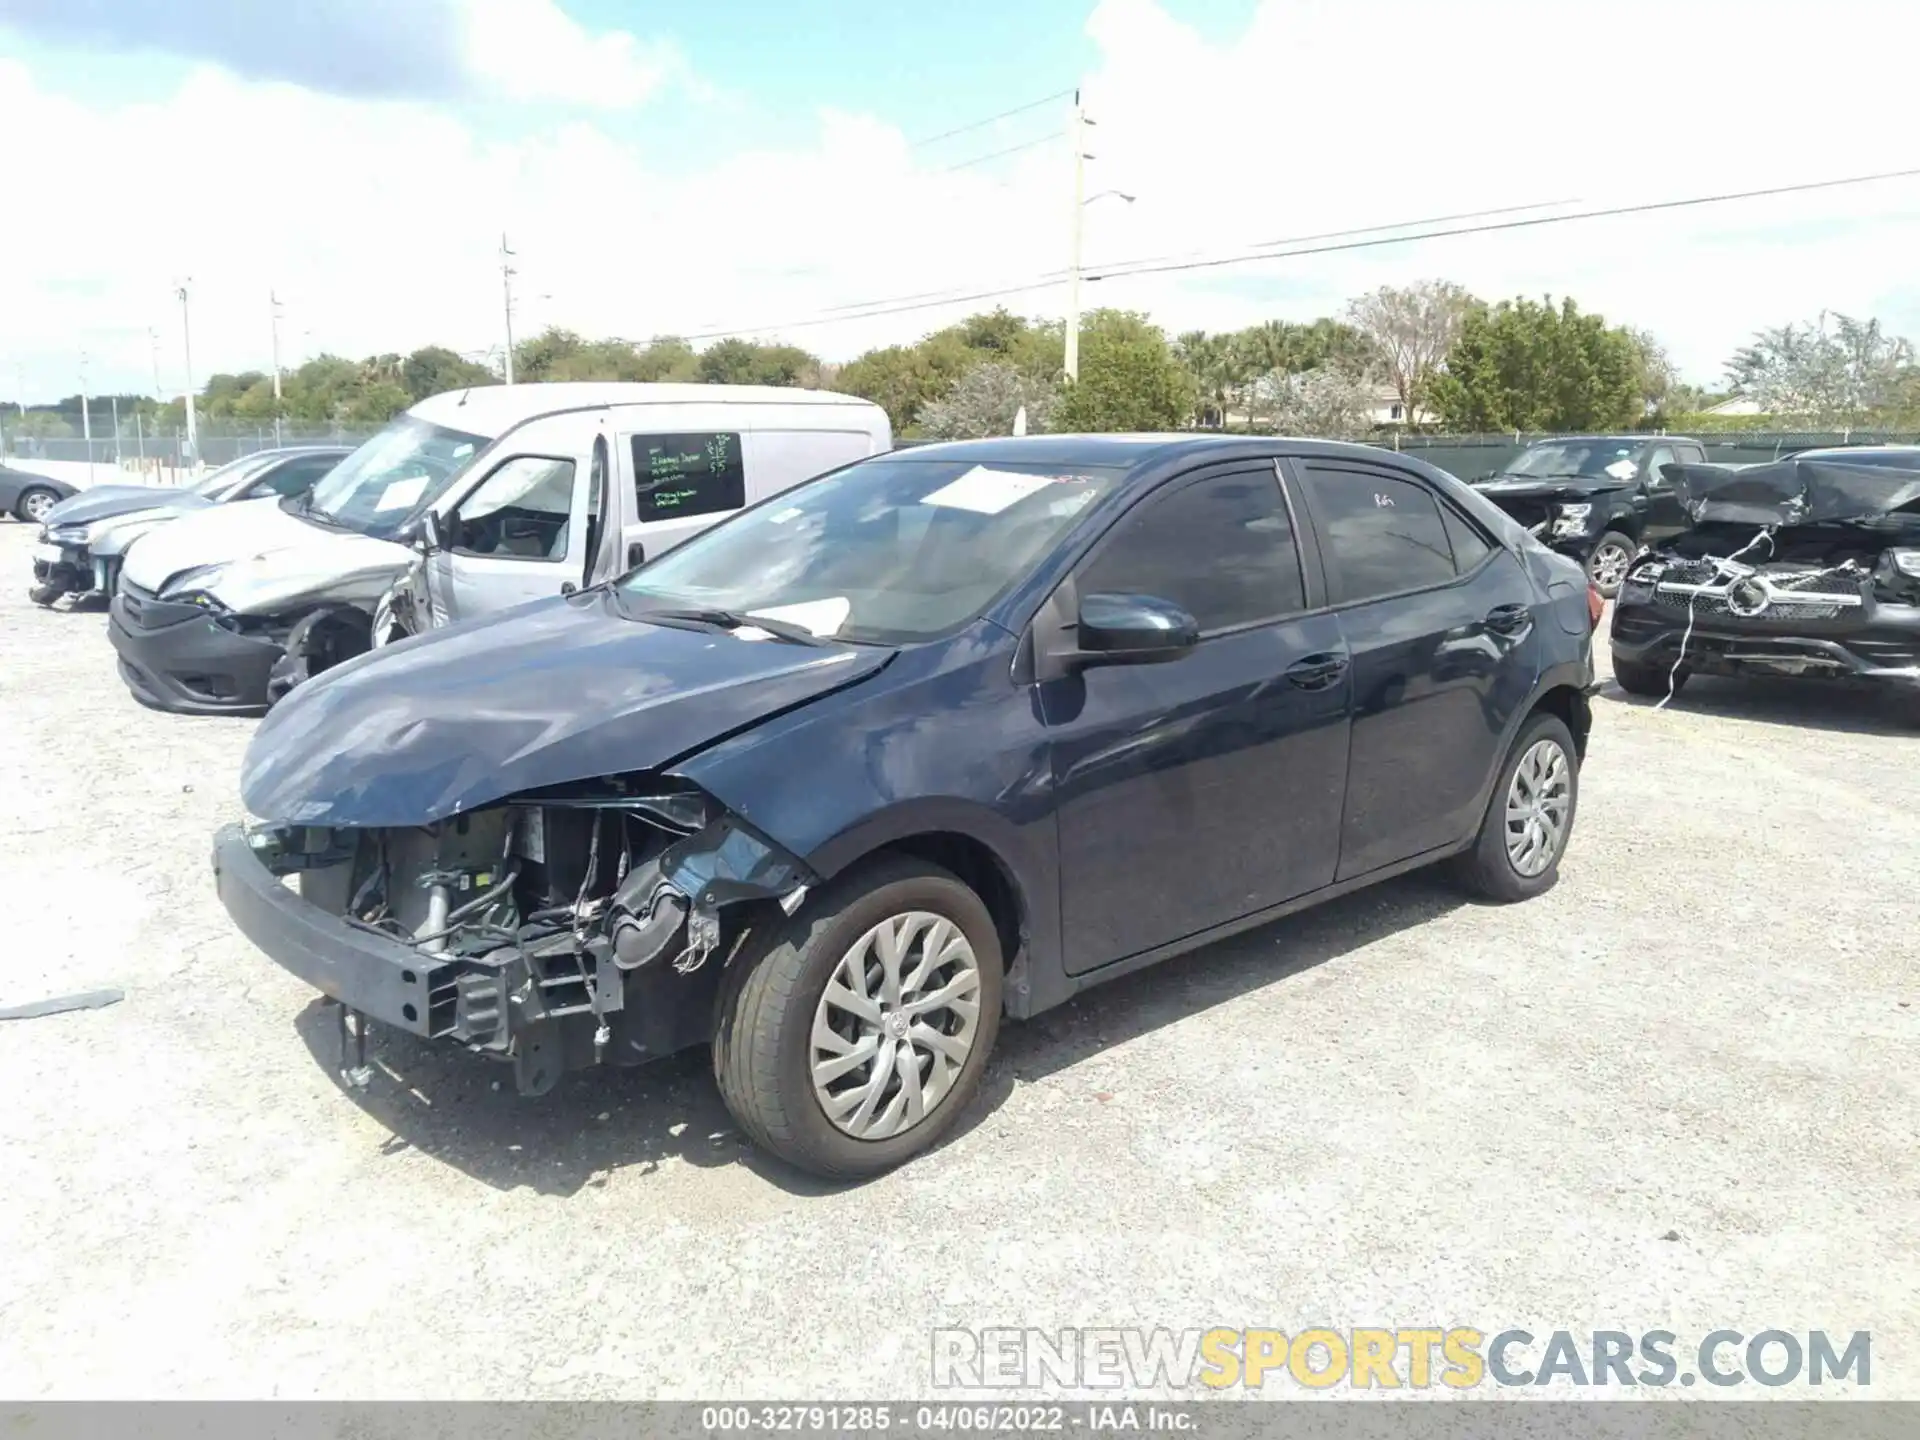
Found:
<box><xmin>0</xmin><ymin>518</ymin><xmax>1914</xmax><ymax>1402</ymax></box>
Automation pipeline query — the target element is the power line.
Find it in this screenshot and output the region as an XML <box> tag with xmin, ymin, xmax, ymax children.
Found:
<box><xmin>1089</xmin><ymin>164</ymin><xmax>1920</xmax><ymax>284</ymax></box>
<box><xmin>662</xmin><ymin>163</ymin><xmax>1920</xmax><ymax>343</ymax></box>
<box><xmin>910</xmin><ymin>89</ymin><xmax>1074</xmax><ymax>148</ymax></box>
<box><xmin>940</xmin><ymin>132</ymin><xmax>1061</xmax><ymax>172</ymax></box>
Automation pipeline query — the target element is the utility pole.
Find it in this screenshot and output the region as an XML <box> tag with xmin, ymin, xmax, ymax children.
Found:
<box><xmin>111</xmin><ymin>395</ymin><xmax>121</xmax><ymax>464</ymax></box>
<box><xmin>1064</xmin><ymin>91</ymin><xmax>1088</xmax><ymax>384</ymax></box>
<box><xmin>500</xmin><ymin>234</ymin><xmax>518</xmax><ymax>385</ymax></box>
<box><xmin>177</xmin><ymin>280</ymin><xmax>199</xmax><ymax>464</ymax></box>
<box><xmin>79</xmin><ymin>352</ymin><xmax>93</xmax><ymax>483</ymax></box>
<box><xmin>270</xmin><ymin>289</ymin><xmax>285</xmax><ymax>446</ymax></box>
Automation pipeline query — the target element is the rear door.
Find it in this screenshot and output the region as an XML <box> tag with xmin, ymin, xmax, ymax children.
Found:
<box><xmin>1044</xmin><ymin>461</ymin><xmax>1351</xmax><ymax>974</ymax></box>
<box><xmin>428</xmin><ymin>412</ymin><xmax>599</xmax><ymax>622</ymax></box>
<box><xmin>1293</xmin><ymin>459</ymin><xmax>1540</xmax><ymax>880</ymax></box>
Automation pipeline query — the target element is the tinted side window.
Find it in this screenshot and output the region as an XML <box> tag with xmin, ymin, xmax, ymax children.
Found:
<box><xmin>250</xmin><ymin>454</ymin><xmax>336</xmax><ymax>498</ymax></box>
<box><xmin>633</xmin><ymin>432</ymin><xmax>745</xmax><ymax>521</ymax></box>
<box><xmin>1440</xmin><ymin>504</ymin><xmax>1493</xmax><ymax>572</ymax></box>
<box><xmin>1303</xmin><ymin>467</ymin><xmax>1456</xmax><ymax>604</ymax></box>
<box><xmin>1079</xmin><ymin>470</ymin><xmax>1305</xmax><ymax>631</ymax></box>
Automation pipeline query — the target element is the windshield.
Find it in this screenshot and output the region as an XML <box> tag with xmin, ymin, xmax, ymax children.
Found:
<box><xmin>190</xmin><ymin>454</ymin><xmax>272</xmax><ymax>497</ymax></box>
<box><xmin>1501</xmin><ymin>441</ymin><xmax>1641</xmax><ymax>480</ymax></box>
<box><xmin>298</xmin><ymin>416</ymin><xmax>488</xmax><ymax>539</ymax></box>
<box><xmin>617</xmin><ymin>456</ymin><xmax>1126</xmax><ymax>644</ymax></box>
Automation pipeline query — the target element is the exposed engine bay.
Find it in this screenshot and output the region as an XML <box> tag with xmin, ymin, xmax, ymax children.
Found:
<box><xmin>1622</xmin><ymin>524</ymin><xmax>1920</xmax><ymax>620</ymax></box>
<box><xmin>245</xmin><ymin>780</ymin><xmax>813</xmax><ymax>1092</ymax></box>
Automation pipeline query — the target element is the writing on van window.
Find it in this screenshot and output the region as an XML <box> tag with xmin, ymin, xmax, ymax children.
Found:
<box><xmin>633</xmin><ymin>432</ymin><xmax>746</xmax><ymax>521</ymax></box>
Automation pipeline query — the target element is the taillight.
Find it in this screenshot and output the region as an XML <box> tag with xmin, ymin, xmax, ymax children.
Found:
<box><xmin>1586</xmin><ymin>584</ymin><xmax>1606</xmax><ymax>628</ymax></box>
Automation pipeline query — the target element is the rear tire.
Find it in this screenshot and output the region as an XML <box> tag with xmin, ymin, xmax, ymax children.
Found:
<box><xmin>15</xmin><ymin>486</ymin><xmax>60</xmax><ymax>524</ymax></box>
<box><xmin>1452</xmin><ymin>711</ymin><xmax>1579</xmax><ymax>903</ymax></box>
<box><xmin>1586</xmin><ymin>531</ymin><xmax>1637</xmax><ymax>598</ymax></box>
<box><xmin>1612</xmin><ymin>654</ymin><xmax>1681</xmax><ymax>698</ymax></box>
<box><xmin>28</xmin><ymin>582</ymin><xmax>63</xmax><ymax>607</ymax></box>
<box><xmin>713</xmin><ymin>855</ymin><xmax>1002</xmax><ymax>1180</ymax></box>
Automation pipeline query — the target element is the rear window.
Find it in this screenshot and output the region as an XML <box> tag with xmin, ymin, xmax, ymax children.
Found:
<box><xmin>633</xmin><ymin>433</ymin><xmax>746</xmax><ymax>521</ymax></box>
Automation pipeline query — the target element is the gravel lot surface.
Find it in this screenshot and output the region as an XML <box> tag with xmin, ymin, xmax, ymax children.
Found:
<box><xmin>0</xmin><ymin>519</ymin><xmax>1914</xmax><ymax>1401</ymax></box>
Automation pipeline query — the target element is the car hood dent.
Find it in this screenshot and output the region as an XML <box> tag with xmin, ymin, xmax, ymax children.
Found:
<box><xmin>240</xmin><ymin>589</ymin><xmax>896</xmax><ymax>827</ymax></box>
<box><xmin>121</xmin><ymin>496</ymin><xmax>407</xmax><ymax>609</ymax></box>
<box><xmin>45</xmin><ymin>486</ymin><xmax>202</xmax><ymax>528</ymax></box>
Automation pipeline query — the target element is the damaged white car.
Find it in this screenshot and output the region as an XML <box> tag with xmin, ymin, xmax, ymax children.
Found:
<box><xmin>106</xmin><ymin>382</ymin><xmax>890</xmax><ymax>715</ymax></box>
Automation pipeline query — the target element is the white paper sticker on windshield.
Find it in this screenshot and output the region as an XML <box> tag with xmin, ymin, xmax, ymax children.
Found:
<box><xmin>748</xmin><ymin>596</ymin><xmax>852</xmax><ymax>637</ymax></box>
<box><xmin>922</xmin><ymin>466</ymin><xmax>1055</xmax><ymax>516</ymax></box>
<box><xmin>374</xmin><ymin>476</ymin><xmax>430</xmax><ymax>511</ymax></box>
<box><xmin>1604</xmin><ymin>459</ymin><xmax>1638</xmax><ymax>481</ymax></box>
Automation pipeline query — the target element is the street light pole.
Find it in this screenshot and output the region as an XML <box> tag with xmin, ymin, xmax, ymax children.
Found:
<box><xmin>177</xmin><ymin>280</ymin><xmax>199</xmax><ymax>464</ymax></box>
<box><xmin>270</xmin><ymin>289</ymin><xmax>285</xmax><ymax>446</ymax></box>
<box><xmin>500</xmin><ymin>234</ymin><xmax>518</xmax><ymax>385</ymax></box>
<box><xmin>1064</xmin><ymin>91</ymin><xmax>1087</xmax><ymax>384</ymax></box>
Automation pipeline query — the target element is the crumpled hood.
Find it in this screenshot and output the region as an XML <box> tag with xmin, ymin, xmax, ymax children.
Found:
<box><xmin>1673</xmin><ymin>457</ymin><xmax>1920</xmax><ymax>528</ymax></box>
<box><xmin>241</xmin><ymin>589</ymin><xmax>896</xmax><ymax>827</ymax></box>
<box><xmin>44</xmin><ymin>485</ymin><xmax>202</xmax><ymax>529</ymax></box>
<box><xmin>121</xmin><ymin>496</ymin><xmax>409</xmax><ymax>610</ymax></box>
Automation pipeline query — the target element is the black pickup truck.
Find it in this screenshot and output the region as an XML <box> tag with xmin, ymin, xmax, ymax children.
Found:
<box><xmin>1474</xmin><ymin>436</ymin><xmax>1706</xmax><ymax>596</ymax></box>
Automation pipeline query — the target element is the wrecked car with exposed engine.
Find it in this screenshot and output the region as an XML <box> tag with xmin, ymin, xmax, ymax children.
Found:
<box><xmin>1610</xmin><ymin>447</ymin><xmax>1920</xmax><ymax>716</ymax></box>
<box><xmin>1474</xmin><ymin>435</ymin><xmax>1705</xmax><ymax>597</ymax></box>
<box><xmin>31</xmin><ymin>447</ymin><xmax>346</xmax><ymax>607</ymax></box>
<box><xmin>216</xmin><ymin>435</ymin><xmax>1599</xmax><ymax>1178</ymax></box>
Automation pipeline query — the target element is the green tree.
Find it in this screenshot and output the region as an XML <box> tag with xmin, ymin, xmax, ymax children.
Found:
<box><xmin>1430</xmin><ymin>296</ymin><xmax>1643</xmax><ymax>432</ymax></box>
<box><xmin>402</xmin><ymin>346</ymin><xmax>496</xmax><ymax>401</ymax></box>
<box><xmin>1054</xmin><ymin>311</ymin><xmax>1194</xmax><ymax>433</ymax></box>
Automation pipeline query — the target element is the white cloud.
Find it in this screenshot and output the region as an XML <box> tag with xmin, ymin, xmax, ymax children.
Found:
<box><xmin>459</xmin><ymin>0</ymin><xmax>688</xmax><ymax>108</ymax></box>
<box><xmin>0</xmin><ymin>0</ymin><xmax>685</xmax><ymax>109</ymax></box>
<box><xmin>7</xmin><ymin>0</ymin><xmax>1920</xmax><ymax>404</ymax></box>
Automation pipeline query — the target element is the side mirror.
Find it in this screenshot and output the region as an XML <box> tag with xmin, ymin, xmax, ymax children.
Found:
<box><xmin>400</xmin><ymin>510</ymin><xmax>445</xmax><ymax>553</ymax></box>
<box><xmin>1072</xmin><ymin>592</ymin><xmax>1199</xmax><ymax>668</ymax></box>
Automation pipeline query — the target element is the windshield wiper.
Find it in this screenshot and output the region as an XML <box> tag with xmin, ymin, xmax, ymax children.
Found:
<box><xmin>631</xmin><ymin>606</ymin><xmax>832</xmax><ymax>647</ymax></box>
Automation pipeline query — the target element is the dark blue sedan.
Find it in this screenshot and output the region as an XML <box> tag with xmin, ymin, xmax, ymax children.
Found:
<box><xmin>216</xmin><ymin>435</ymin><xmax>1599</xmax><ymax>1177</ymax></box>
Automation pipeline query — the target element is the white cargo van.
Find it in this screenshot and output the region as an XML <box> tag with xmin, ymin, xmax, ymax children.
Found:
<box><xmin>111</xmin><ymin>383</ymin><xmax>891</xmax><ymax>714</ymax></box>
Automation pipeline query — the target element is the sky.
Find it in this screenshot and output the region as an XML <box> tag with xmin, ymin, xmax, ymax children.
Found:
<box><xmin>4</xmin><ymin>0</ymin><xmax>1920</xmax><ymax>403</ymax></box>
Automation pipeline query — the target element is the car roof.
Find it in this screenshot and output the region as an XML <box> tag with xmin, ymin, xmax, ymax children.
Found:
<box><xmin>407</xmin><ymin>382</ymin><xmax>884</xmax><ymax>439</ymax></box>
<box><xmin>895</xmin><ymin>433</ymin><xmax>1433</xmax><ymax>471</ymax></box>
<box><xmin>1532</xmin><ymin>434</ymin><xmax>1675</xmax><ymax>446</ymax></box>
<box><xmin>1790</xmin><ymin>444</ymin><xmax>1920</xmax><ymax>462</ymax></box>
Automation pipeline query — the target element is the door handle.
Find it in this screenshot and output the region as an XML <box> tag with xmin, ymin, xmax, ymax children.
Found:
<box><xmin>1285</xmin><ymin>652</ymin><xmax>1348</xmax><ymax>691</ymax></box>
<box><xmin>1484</xmin><ymin>603</ymin><xmax>1531</xmax><ymax>636</ymax></box>
<box><xmin>560</xmin><ymin>582</ymin><xmax>578</xmax><ymax>596</ymax></box>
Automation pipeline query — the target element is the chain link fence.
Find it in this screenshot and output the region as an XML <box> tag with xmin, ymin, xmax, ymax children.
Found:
<box><xmin>1</xmin><ymin>420</ymin><xmax>383</xmax><ymax>485</ymax></box>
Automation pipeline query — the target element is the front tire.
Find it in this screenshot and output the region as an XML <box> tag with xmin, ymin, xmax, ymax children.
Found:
<box><xmin>1612</xmin><ymin>653</ymin><xmax>1681</xmax><ymax>698</ymax></box>
<box><xmin>1453</xmin><ymin>712</ymin><xmax>1579</xmax><ymax>903</ymax></box>
<box><xmin>713</xmin><ymin>855</ymin><xmax>1002</xmax><ymax>1180</ymax></box>
<box><xmin>15</xmin><ymin>487</ymin><xmax>60</xmax><ymax>524</ymax></box>
<box><xmin>1585</xmin><ymin>531</ymin><xmax>1637</xmax><ymax>598</ymax></box>
<box><xmin>28</xmin><ymin>582</ymin><xmax>64</xmax><ymax>607</ymax></box>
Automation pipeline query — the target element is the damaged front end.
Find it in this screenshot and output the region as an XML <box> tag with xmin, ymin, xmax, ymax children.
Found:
<box><xmin>214</xmin><ymin>779</ymin><xmax>813</xmax><ymax>1093</ymax></box>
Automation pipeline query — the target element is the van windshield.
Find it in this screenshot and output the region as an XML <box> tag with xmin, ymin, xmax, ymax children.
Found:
<box><xmin>297</xmin><ymin>417</ymin><xmax>488</xmax><ymax>539</ymax></box>
<box><xmin>617</xmin><ymin>456</ymin><xmax>1125</xmax><ymax>644</ymax></box>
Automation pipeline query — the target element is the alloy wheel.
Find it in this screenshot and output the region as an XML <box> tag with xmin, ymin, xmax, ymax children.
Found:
<box><xmin>1589</xmin><ymin>541</ymin><xmax>1631</xmax><ymax>592</ymax></box>
<box><xmin>21</xmin><ymin>490</ymin><xmax>56</xmax><ymax>523</ymax></box>
<box><xmin>810</xmin><ymin>910</ymin><xmax>982</xmax><ymax>1141</ymax></box>
<box><xmin>1504</xmin><ymin>738</ymin><xmax>1572</xmax><ymax>877</ymax></box>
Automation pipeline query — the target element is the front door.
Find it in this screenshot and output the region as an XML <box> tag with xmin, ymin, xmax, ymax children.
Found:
<box><xmin>1044</xmin><ymin>463</ymin><xmax>1352</xmax><ymax>975</ymax></box>
<box><xmin>430</xmin><ymin>414</ymin><xmax>598</xmax><ymax>624</ymax></box>
<box><xmin>1639</xmin><ymin>444</ymin><xmax>1689</xmax><ymax>544</ymax></box>
<box><xmin>1294</xmin><ymin>461</ymin><xmax>1542</xmax><ymax>880</ymax></box>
